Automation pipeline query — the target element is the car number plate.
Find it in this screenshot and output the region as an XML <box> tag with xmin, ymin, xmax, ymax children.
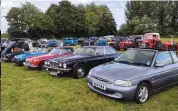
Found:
<box><xmin>92</xmin><ymin>81</ymin><xmax>106</xmax><ymax>90</ymax></box>
<box><xmin>50</xmin><ymin>72</ymin><xmax>58</xmax><ymax>76</ymax></box>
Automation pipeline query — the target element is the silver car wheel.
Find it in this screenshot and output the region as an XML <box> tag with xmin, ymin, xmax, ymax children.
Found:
<box><xmin>138</xmin><ymin>86</ymin><xmax>148</xmax><ymax>103</ymax></box>
<box><xmin>76</xmin><ymin>68</ymin><xmax>85</xmax><ymax>78</ymax></box>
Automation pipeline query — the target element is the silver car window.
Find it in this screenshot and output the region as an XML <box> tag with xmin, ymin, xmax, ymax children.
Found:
<box><xmin>170</xmin><ymin>51</ymin><xmax>178</xmax><ymax>63</ymax></box>
<box><xmin>105</xmin><ymin>47</ymin><xmax>116</xmax><ymax>55</ymax></box>
<box><xmin>156</xmin><ymin>52</ymin><xmax>173</xmax><ymax>65</ymax></box>
<box><xmin>95</xmin><ymin>47</ymin><xmax>104</xmax><ymax>55</ymax></box>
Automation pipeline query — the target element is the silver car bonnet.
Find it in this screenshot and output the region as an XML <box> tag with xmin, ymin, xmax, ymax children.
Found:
<box><xmin>91</xmin><ymin>62</ymin><xmax>152</xmax><ymax>82</ymax></box>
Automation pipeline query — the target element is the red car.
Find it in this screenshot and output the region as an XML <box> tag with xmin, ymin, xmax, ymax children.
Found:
<box><xmin>23</xmin><ymin>47</ymin><xmax>73</xmax><ymax>70</ymax></box>
<box><xmin>119</xmin><ymin>38</ymin><xmax>138</xmax><ymax>50</ymax></box>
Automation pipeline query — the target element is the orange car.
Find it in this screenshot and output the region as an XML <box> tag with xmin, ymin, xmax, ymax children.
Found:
<box><xmin>23</xmin><ymin>47</ymin><xmax>73</xmax><ymax>70</ymax></box>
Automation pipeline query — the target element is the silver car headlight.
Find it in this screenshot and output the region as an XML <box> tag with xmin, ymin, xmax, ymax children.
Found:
<box><xmin>63</xmin><ymin>63</ymin><xmax>67</xmax><ymax>68</ymax></box>
<box><xmin>113</xmin><ymin>80</ymin><xmax>132</xmax><ymax>87</ymax></box>
<box><xmin>59</xmin><ymin>63</ymin><xmax>62</xmax><ymax>67</ymax></box>
<box><xmin>45</xmin><ymin>61</ymin><xmax>48</xmax><ymax>65</ymax></box>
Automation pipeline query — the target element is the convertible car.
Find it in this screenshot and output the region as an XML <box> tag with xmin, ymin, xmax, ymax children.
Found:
<box><xmin>45</xmin><ymin>46</ymin><xmax>120</xmax><ymax>78</ymax></box>
<box><xmin>87</xmin><ymin>48</ymin><xmax>178</xmax><ymax>103</ymax></box>
<box><xmin>23</xmin><ymin>47</ymin><xmax>73</xmax><ymax>70</ymax></box>
<box><xmin>13</xmin><ymin>50</ymin><xmax>48</xmax><ymax>65</ymax></box>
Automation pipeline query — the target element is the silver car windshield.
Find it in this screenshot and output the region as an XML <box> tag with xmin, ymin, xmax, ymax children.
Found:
<box><xmin>115</xmin><ymin>49</ymin><xmax>156</xmax><ymax>66</ymax></box>
<box><xmin>74</xmin><ymin>47</ymin><xmax>96</xmax><ymax>56</ymax></box>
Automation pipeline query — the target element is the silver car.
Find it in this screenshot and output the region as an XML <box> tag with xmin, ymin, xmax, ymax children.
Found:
<box><xmin>87</xmin><ymin>48</ymin><xmax>178</xmax><ymax>103</ymax></box>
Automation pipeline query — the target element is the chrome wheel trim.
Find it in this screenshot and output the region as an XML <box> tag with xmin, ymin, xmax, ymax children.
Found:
<box><xmin>76</xmin><ymin>67</ymin><xmax>85</xmax><ymax>78</ymax></box>
<box><xmin>138</xmin><ymin>86</ymin><xmax>148</xmax><ymax>103</ymax></box>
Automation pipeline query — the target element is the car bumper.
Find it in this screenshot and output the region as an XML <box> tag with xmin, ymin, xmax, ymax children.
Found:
<box><xmin>1</xmin><ymin>57</ymin><xmax>9</xmax><ymax>61</ymax></box>
<box><xmin>13</xmin><ymin>59</ymin><xmax>24</xmax><ymax>65</ymax></box>
<box><xmin>23</xmin><ymin>62</ymin><xmax>38</xmax><ymax>68</ymax></box>
<box><xmin>87</xmin><ymin>76</ymin><xmax>137</xmax><ymax>100</ymax></box>
<box><xmin>44</xmin><ymin>65</ymin><xmax>72</xmax><ymax>74</ymax></box>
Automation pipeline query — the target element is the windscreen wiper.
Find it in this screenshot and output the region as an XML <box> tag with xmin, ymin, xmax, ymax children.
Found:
<box><xmin>132</xmin><ymin>62</ymin><xmax>149</xmax><ymax>66</ymax></box>
<box><xmin>114</xmin><ymin>60</ymin><xmax>132</xmax><ymax>64</ymax></box>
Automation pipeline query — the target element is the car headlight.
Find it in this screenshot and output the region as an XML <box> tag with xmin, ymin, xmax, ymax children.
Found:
<box><xmin>59</xmin><ymin>63</ymin><xmax>62</xmax><ymax>67</ymax></box>
<box><xmin>45</xmin><ymin>61</ymin><xmax>48</xmax><ymax>65</ymax></box>
<box><xmin>63</xmin><ymin>63</ymin><xmax>67</xmax><ymax>68</ymax></box>
<box><xmin>34</xmin><ymin>58</ymin><xmax>38</xmax><ymax>63</ymax></box>
<box><xmin>113</xmin><ymin>80</ymin><xmax>132</xmax><ymax>87</ymax></box>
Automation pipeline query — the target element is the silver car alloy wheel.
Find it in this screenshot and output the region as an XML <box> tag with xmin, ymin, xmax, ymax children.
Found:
<box><xmin>138</xmin><ymin>86</ymin><xmax>148</xmax><ymax>103</ymax></box>
<box><xmin>76</xmin><ymin>68</ymin><xmax>85</xmax><ymax>78</ymax></box>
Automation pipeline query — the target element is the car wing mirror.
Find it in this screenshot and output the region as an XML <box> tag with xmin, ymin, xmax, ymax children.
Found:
<box><xmin>155</xmin><ymin>63</ymin><xmax>165</xmax><ymax>67</ymax></box>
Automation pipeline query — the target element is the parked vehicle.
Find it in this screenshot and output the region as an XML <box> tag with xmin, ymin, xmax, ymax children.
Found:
<box><xmin>82</xmin><ymin>37</ymin><xmax>98</xmax><ymax>46</ymax></box>
<box><xmin>45</xmin><ymin>46</ymin><xmax>120</xmax><ymax>78</ymax></box>
<box><xmin>96</xmin><ymin>38</ymin><xmax>107</xmax><ymax>46</ymax></box>
<box><xmin>1</xmin><ymin>41</ymin><xmax>23</xmax><ymax>60</ymax></box>
<box><xmin>13</xmin><ymin>49</ymin><xmax>48</xmax><ymax>65</ymax></box>
<box><xmin>78</xmin><ymin>38</ymin><xmax>87</xmax><ymax>45</ymax></box>
<box><xmin>47</xmin><ymin>40</ymin><xmax>58</xmax><ymax>47</ymax></box>
<box><xmin>1</xmin><ymin>38</ymin><xmax>8</xmax><ymax>45</ymax></box>
<box><xmin>140</xmin><ymin>33</ymin><xmax>161</xmax><ymax>48</ymax></box>
<box><xmin>23</xmin><ymin>47</ymin><xmax>73</xmax><ymax>70</ymax></box>
<box><xmin>87</xmin><ymin>48</ymin><xmax>178</xmax><ymax>103</ymax></box>
<box><xmin>63</xmin><ymin>38</ymin><xmax>78</xmax><ymax>46</ymax></box>
<box><xmin>119</xmin><ymin>37</ymin><xmax>139</xmax><ymax>50</ymax></box>
<box><xmin>2</xmin><ymin>41</ymin><xmax>40</xmax><ymax>62</ymax></box>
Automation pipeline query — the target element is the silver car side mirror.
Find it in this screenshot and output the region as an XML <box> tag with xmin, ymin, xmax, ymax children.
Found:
<box><xmin>156</xmin><ymin>63</ymin><xmax>165</xmax><ymax>67</ymax></box>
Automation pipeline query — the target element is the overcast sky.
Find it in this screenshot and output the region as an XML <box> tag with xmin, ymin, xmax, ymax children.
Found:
<box><xmin>1</xmin><ymin>0</ymin><xmax>127</xmax><ymax>33</ymax></box>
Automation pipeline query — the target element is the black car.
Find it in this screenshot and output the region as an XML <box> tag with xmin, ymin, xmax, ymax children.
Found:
<box><xmin>45</xmin><ymin>46</ymin><xmax>120</xmax><ymax>78</ymax></box>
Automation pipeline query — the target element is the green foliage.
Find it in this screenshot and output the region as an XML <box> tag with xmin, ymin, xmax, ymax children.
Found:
<box><xmin>1</xmin><ymin>33</ymin><xmax>10</xmax><ymax>38</ymax></box>
<box><xmin>6</xmin><ymin>2</ymin><xmax>55</xmax><ymax>39</ymax></box>
<box><xmin>118</xmin><ymin>16</ymin><xmax>157</xmax><ymax>35</ymax></box>
<box><xmin>6</xmin><ymin>1</ymin><xmax>117</xmax><ymax>39</ymax></box>
<box><xmin>122</xmin><ymin>1</ymin><xmax>178</xmax><ymax>36</ymax></box>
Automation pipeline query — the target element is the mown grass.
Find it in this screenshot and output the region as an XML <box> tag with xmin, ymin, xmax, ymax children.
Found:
<box><xmin>161</xmin><ymin>37</ymin><xmax>178</xmax><ymax>42</ymax></box>
<box><xmin>1</xmin><ymin>62</ymin><xmax>178</xmax><ymax>111</ymax></box>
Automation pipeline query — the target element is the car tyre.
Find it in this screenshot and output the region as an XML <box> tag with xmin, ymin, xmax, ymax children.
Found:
<box><xmin>135</xmin><ymin>83</ymin><xmax>149</xmax><ymax>104</ymax></box>
<box><xmin>73</xmin><ymin>64</ymin><xmax>86</xmax><ymax>79</ymax></box>
<box><xmin>38</xmin><ymin>61</ymin><xmax>45</xmax><ymax>70</ymax></box>
<box><xmin>9</xmin><ymin>56</ymin><xmax>14</xmax><ymax>63</ymax></box>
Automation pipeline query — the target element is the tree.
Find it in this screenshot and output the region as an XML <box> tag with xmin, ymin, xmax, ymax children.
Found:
<box><xmin>6</xmin><ymin>2</ymin><xmax>54</xmax><ymax>39</ymax></box>
<box><xmin>97</xmin><ymin>5</ymin><xmax>117</xmax><ymax>36</ymax></box>
<box><xmin>118</xmin><ymin>16</ymin><xmax>157</xmax><ymax>35</ymax></box>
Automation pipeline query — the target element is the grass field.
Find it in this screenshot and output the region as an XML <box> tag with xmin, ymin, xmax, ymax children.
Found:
<box><xmin>1</xmin><ymin>37</ymin><xmax>178</xmax><ymax>111</ymax></box>
<box><xmin>1</xmin><ymin>62</ymin><xmax>178</xmax><ymax>111</ymax></box>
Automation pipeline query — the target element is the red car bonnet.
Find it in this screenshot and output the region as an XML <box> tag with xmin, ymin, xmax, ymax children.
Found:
<box><xmin>26</xmin><ymin>53</ymin><xmax>72</xmax><ymax>62</ymax></box>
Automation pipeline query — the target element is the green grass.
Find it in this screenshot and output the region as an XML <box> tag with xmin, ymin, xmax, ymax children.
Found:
<box><xmin>161</xmin><ymin>37</ymin><xmax>178</xmax><ymax>42</ymax></box>
<box><xmin>2</xmin><ymin>62</ymin><xmax>178</xmax><ymax>111</ymax></box>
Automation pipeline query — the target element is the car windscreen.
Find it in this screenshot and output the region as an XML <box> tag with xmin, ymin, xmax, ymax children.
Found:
<box><xmin>49</xmin><ymin>48</ymin><xmax>62</xmax><ymax>54</ymax></box>
<box><xmin>114</xmin><ymin>49</ymin><xmax>156</xmax><ymax>66</ymax></box>
<box><xmin>74</xmin><ymin>47</ymin><xmax>96</xmax><ymax>56</ymax></box>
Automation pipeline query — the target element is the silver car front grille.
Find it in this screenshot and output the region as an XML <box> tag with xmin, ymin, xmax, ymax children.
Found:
<box><xmin>50</xmin><ymin>61</ymin><xmax>59</xmax><ymax>68</ymax></box>
<box><xmin>92</xmin><ymin>76</ymin><xmax>112</xmax><ymax>84</ymax></box>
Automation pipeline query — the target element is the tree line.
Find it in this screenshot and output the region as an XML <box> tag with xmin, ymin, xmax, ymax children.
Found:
<box><xmin>5</xmin><ymin>1</ymin><xmax>117</xmax><ymax>39</ymax></box>
<box><xmin>118</xmin><ymin>1</ymin><xmax>178</xmax><ymax>36</ymax></box>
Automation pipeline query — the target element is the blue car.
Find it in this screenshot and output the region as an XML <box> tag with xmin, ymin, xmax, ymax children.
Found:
<box><xmin>97</xmin><ymin>39</ymin><xmax>107</xmax><ymax>46</ymax></box>
<box><xmin>47</xmin><ymin>40</ymin><xmax>58</xmax><ymax>47</ymax></box>
<box><xmin>63</xmin><ymin>38</ymin><xmax>78</xmax><ymax>46</ymax></box>
<box><xmin>13</xmin><ymin>51</ymin><xmax>48</xmax><ymax>65</ymax></box>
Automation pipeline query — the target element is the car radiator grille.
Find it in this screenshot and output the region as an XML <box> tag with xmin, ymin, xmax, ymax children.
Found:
<box><xmin>50</xmin><ymin>61</ymin><xmax>59</xmax><ymax>68</ymax></box>
<box><xmin>92</xmin><ymin>76</ymin><xmax>112</xmax><ymax>84</ymax></box>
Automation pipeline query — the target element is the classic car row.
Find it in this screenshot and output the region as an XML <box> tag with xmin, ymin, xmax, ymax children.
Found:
<box><xmin>1</xmin><ymin>38</ymin><xmax>178</xmax><ymax>103</ymax></box>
